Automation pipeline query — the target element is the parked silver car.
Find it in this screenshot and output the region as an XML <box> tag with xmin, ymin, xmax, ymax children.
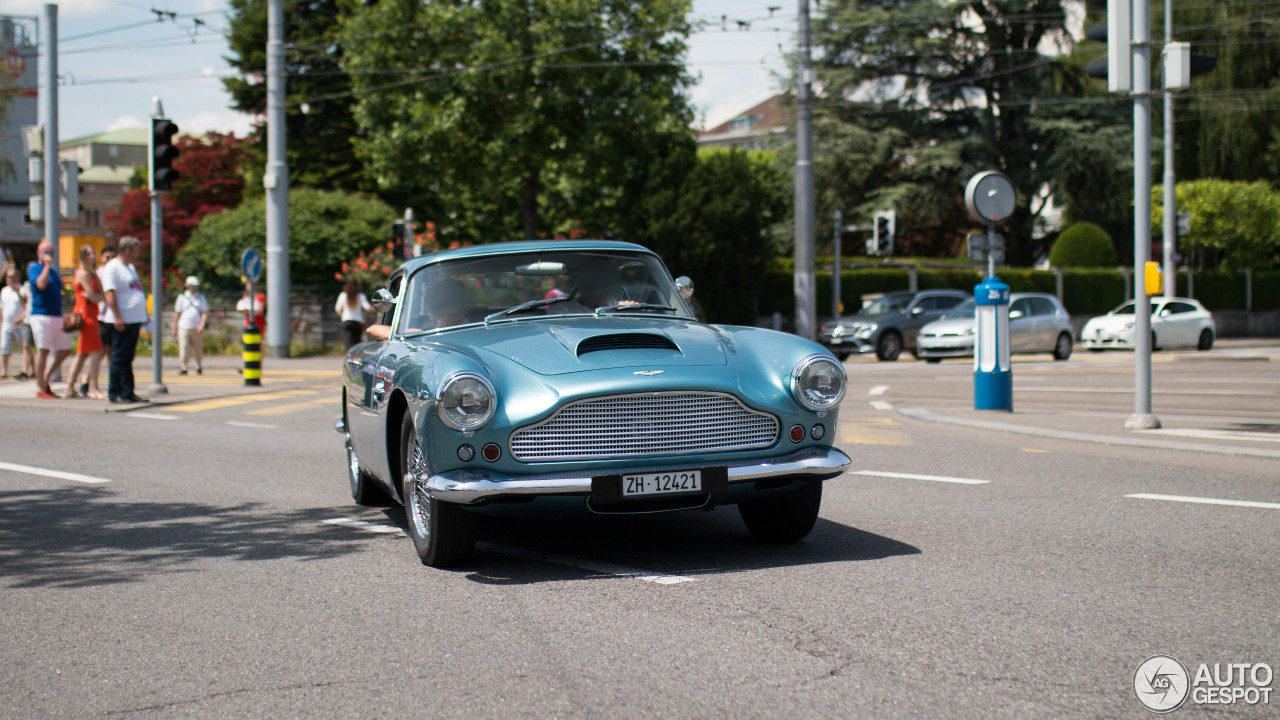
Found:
<box><xmin>916</xmin><ymin>293</ymin><xmax>1075</xmax><ymax>362</ymax></box>
<box><xmin>819</xmin><ymin>290</ymin><xmax>970</xmax><ymax>361</ymax></box>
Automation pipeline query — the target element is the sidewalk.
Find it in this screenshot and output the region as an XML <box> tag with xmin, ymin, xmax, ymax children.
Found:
<box><xmin>0</xmin><ymin>353</ymin><xmax>343</xmax><ymax>414</ymax></box>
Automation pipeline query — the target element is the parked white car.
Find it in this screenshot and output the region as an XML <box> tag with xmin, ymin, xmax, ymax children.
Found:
<box><xmin>916</xmin><ymin>293</ymin><xmax>1075</xmax><ymax>362</ymax></box>
<box><xmin>1079</xmin><ymin>297</ymin><xmax>1215</xmax><ymax>351</ymax></box>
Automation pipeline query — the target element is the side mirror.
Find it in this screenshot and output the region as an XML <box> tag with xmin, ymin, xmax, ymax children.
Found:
<box><xmin>675</xmin><ymin>276</ymin><xmax>694</xmax><ymax>300</ymax></box>
<box><xmin>910</xmin><ymin>306</ymin><xmax>924</xmax><ymax>315</ymax></box>
<box><xmin>1009</xmin><ymin>310</ymin><xmax>1024</xmax><ymax>319</ymax></box>
<box><xmin>370</xmin><ymin>287</ymin><xmax>396</xmax><ymax>313</ymax></box>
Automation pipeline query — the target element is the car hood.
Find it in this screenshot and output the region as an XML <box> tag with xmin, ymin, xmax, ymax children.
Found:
<box><xmin>424</xmin><ymin>317</ymin><xmax>729</xmax><ymax>376</ymax></box>
<box><xmin>919</xmin><ymin>317</ymin><xmax>973</xmax><ymax>335</ymax></box>
<box><xmin>1084</xmin><ymin>314</ymin><xmax>1135</xmax><ymax>331</ymax></box>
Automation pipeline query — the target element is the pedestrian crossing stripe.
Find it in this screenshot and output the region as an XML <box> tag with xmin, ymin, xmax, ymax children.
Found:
<box><xmin>168</xmin><ymin>389</ymin><xmax>319</xmax><ymax>413</ymax></box>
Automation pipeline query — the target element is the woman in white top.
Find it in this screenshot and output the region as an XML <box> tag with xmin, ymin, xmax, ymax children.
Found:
<box><xmin>1</xmin><ymin>265</ymin><xmax>28</xmax><ymax>379</ymax></box>
<box><xmin>335</xmin><ymin>277</ymin><xmax>374</xmax><ymax>350</ymax></box>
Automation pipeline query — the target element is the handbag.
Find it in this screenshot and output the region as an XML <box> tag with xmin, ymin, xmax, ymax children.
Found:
<box><xmin>62</xmin><ymin>311</ymin><xmax>84</xmax><ymax>332</ymax></box>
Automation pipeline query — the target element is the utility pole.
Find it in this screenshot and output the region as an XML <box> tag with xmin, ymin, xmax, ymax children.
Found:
<box><xmin>1161</xmin><ymin>0</ymin><xmax>1175</xmax><ymax>298</ymax></box>
<box><xmin>1126</xmin><ymin>0</ymin><xmax>1159</xmax><ymax>429</ymax></box>
<box><xmin>264</xmin><ymin>0</ymin><xmax>291</xmax><ymax>358</ymax></box>
<box><xmin>41</xmin><ymin>3</ymin><xmax>57</xmax><ymax>263</ymax></box>
<box><xmin>793</xmin><ymin>0</ymin><xmax>816</xmax><ymax>340</ymax></box>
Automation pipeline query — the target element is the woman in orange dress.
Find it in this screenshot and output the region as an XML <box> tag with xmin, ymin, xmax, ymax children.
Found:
<box><xmin>64</xmin><ymin>245</ymin><xmax>106</xmax><ymax>399</ymax></box>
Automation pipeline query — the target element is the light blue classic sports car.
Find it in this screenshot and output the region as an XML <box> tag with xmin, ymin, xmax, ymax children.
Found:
<box><xmin>338</xmin><ymin>240</ymin><xmax>850</xmax><ymax>566</ymax></box>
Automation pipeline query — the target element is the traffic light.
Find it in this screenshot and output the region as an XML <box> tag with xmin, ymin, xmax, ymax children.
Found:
<box><xmin>874</xmin><ymin>210</ymin><xmax>896</xmax><ymax>257</ymax></box>
<box><xmin>150</xmin><ymin>117</ymin><xmax>180</xmax><ymax>191</ymax></box>
<box><xmin>392</xmin><ymin>220</ymin><xmax>406</xmax><ymax>259</ymax></box>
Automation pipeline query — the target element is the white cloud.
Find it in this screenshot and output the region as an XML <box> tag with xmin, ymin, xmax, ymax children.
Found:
<box><xmin>179</xmin><ymin>109</ymin><xmax>257</xmax><ymax>138</ymax></box>
<box><xmin>105</xmin><ymin>115</ymin><xmax>145</xmax><ymax>131</ymax></box>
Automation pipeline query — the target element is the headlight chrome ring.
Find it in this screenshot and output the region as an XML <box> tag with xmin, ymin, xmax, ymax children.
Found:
<box><xmin>792</xmin><ymin>354</ymin><xmax>847</xmax><ymax>412</ymax></box>
<box><xmin>436</xmin><ymin>371</ymin><xmax>497</xmax><ymax>431</ymax></box>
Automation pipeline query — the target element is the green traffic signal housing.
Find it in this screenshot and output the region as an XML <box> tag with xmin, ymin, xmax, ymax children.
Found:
<box><xmin>150</xmin><ymin>118</ymin><xmax>180</xmax><ymax>191</ymax></box>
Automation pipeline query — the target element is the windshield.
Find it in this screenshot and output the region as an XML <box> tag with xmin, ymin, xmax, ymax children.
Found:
<box><xmin>1113</xmin><ymin>301</ymin><xmax>1160</xmax><ymax>315</ymax></box>
<box><xmin>861</xmin><ymin>294</ymin><xmax>912</xmax><ymax>315</ymax></box>
<box><xmin>395</xmin><ymin>249</ymin><xmax>692</xmax><ymax>335</ymax></box>
<box><xmin>944</xmin><ymin>300</ymin><xmax>977</xmax><ymax>320</ymax></box>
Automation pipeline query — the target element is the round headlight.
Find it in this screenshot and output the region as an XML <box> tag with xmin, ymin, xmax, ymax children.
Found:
<box><xmin>436</xmin><ymin>372</ymin><xmax>496</xmax><ymax>431</ymax></box>
<box><xmin>792</xmin><ymin>355</ymin><xmax>846</xmax><ymax>411</ymax></box>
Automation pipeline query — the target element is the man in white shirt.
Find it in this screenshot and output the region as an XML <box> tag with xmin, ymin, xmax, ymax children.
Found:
<box><xmin>171</xmin><ymin>275</ymin><xmax>209</xmax><ymax>375</ymax></box>
<box><xmin>101</xmin><ymin>236</ymin><xmax>149</xmax><ymax>403</ymax></box>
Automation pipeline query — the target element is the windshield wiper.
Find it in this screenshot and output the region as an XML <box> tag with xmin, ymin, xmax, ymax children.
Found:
<box><xmin>594</xmin><ymin>303</ymin><xmax>676</xmax><ymax>317</ymax></box>
<box><xmin>484</xmin><ymin>296</ymin><xmax>571</xmax><ymax>325</ymax></box>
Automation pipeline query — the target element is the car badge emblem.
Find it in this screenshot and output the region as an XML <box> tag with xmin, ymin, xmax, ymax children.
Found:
<box><xmin>634</xmin><ymin>370</ymin><xmax>664</xmax><ymax>376</ymax></box>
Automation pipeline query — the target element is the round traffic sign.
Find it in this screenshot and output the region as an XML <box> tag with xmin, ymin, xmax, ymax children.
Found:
<box><xmin>241</xmin><ymin>248</ymin><xmax>262</xmax><ymax>283</ymax></box>
<box><xmin>965</xmin><ymin>171</ymin><xmax>1016</xmax><ymax>224</ymax></box>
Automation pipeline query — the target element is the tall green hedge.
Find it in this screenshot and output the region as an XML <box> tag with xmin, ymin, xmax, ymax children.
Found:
<box><xmin>756</xmin><ymin>266</ymin><xmax>1278</xmax><ymax>318</ymax></box>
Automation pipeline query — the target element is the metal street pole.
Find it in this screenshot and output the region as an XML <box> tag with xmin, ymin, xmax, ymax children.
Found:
<box><xmin>1161</xmin><ymin>0</ymin><xmax>1175</xmax><ymax>298</ymax></box>
<box><xmin>265</xmin><ymin>0</ymin><xmax>291</xmax><ymax>358</ymax></box>
<box><xmin>148</xmin><ymin>98</ymin><xmax>167</xmax><ymax>395</ymax></box>
<box><xmin>1127</xmin><ymin>0</ymin><xmax>1159</xmax><ymax>429</ymax></box>
<box><xmin>41</xmin><ymin>4</ymin><xmax>57</xmax><ymax>263</ymax></box>
<box><xmin>793</xmin><ymin>0</ymin><xmax>816</xmax><ymax>340</ymax></box>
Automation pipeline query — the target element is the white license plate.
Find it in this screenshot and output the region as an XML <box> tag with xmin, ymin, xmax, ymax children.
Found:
<box><xmin>622</xmin><ymin>470</ymin><xmax>702</xmax><ymax>497</ymax></box>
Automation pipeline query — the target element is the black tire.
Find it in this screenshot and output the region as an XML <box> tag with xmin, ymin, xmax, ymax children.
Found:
<box><xmin>738</xmin><ymin>481</ymin><xmax>823</xmax><ymax>542</ymax></box>
<box><xmin>1052</xmin><ymin>332</ymin><xmax>1073</xmax><ymax>361</ymax></box>
<box><xmin>400</xmin><ymin>413</ymin><xmax>476</xmax><ymax>567</ymax></box>
<box><xmin>835</xmin><ymin>351</ymin><xmax>851</xmax><ymax>361</ymax></box>
<box><xmin>1151</xmin><ymin>331</ymin><xmax>1160</xmax><ymax>351</ymax></box>
<box><xmin>1197</xmin><ymin>329</ymin><xmax>1214</xmax><ymax>351</ymax></box>
<box><xmin>347</xmin><ymin>436</ymin><xmax>392</xmax><ymax>506</ymax></box>
<box><xmin>875</xmin><ymin>331</ymin><xmax>902</xmax><ymax>362</ymax></box>
<box><xmin>925</xmin><ymin>358</ymin><xmax>942</xmax><ymax>364</ymax></box>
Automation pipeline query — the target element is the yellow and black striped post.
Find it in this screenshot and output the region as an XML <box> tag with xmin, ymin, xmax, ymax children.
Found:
<box><xmin>243</xmin><ymin>323</ymin><xmax>262</xmax><ymax>386</ymax></box>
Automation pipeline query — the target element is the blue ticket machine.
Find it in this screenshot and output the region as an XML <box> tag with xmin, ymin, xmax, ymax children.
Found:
<box><xmin>974</xmin><ymin>277</ymin><xmax>1012</xmax><ymax>411</ymax></box>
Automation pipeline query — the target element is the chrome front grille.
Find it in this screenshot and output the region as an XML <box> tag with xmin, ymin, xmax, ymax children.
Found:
<box><xmin>509</xmin><ymin>392</ymin><xmax>779</xmax><ymax>462</ymax></box>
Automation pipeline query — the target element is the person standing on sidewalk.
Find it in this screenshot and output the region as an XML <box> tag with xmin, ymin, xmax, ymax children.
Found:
<box><xmin>335</xmin><ymin>277</ymin><xmax>373</xmax><ymax>350</ymax></box>
<box><xmin>64</xmin><ymin>245</ymin><xmax>106</xmax><ymax>399</ymax></box>
<box><xmin>172</xmin><ymin>275</ymin><xmax>208</xmax><ymax>375</ymax></box>
<box><xmin>1</xmin><ymin>265</ymin><xmax>28</xmax><ymax>379</ymax></box>
<box><xmin>101</xmin><ymin>236</ymin><xmax>148</xmax><ymax>404</ymax></box>
<box><xmin>27</xmin><ymin>241</ymin><xmax>72</xmax><ymax>399</ymax></box>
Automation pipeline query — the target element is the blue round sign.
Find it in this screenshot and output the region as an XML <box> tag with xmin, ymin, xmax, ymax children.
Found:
<box><xmin>241</xmin><ymin>248</ymin><xmax>262</xmax><ymax>283</ymax></box>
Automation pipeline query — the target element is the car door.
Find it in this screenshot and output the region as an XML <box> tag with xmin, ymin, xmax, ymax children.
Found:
<box><xmin>1028</xmin><ymin>297</ymin><xmax>1058</xmax><ymax>350</ymax></box>
<box><xmin>1161</xmin><ymin>301</ymin><xmax>1197</xmax><ymax>346</ymax></box>
<box><xmin>1007</xmin><ymin>297</ymin><xmax>1036</xmax><ymax>353</ymax></box>
<box><xmin>904</xmin><ymin>296</ymin><xmax>943</xmax><ymax>347</ymax></box>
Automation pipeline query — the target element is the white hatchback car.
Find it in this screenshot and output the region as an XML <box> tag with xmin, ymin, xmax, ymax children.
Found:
<box><xmin>1080</xmin><ymin>297</ymin><xmax>1215</xmax><ymax>351</ymax></box>
<box><xmin>917</xmin><ymin>293</ymin><xmax>1075</xmax><ymax>362</ymax></box>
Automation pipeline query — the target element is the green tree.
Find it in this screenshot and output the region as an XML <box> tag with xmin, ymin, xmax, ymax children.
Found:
<box><xmin>177</xmin><ymin>189</ymin><xmax>397</xmax><ymax>289</ymax></box>
<box><xmin>223</xmin><ymin>0</ymin><xmax>368</xmax><ymax>192</ymax></box>
<box><xmin>1152</xmin><ymin>179</ymin><xmax>1280</xmax><ymax>270</ymax></box>
<box><xmin>635</xmin><ymin>147</ymin><xmax>787</xmax><ymax>325</ymax></box>
<box><xmin>338</xmin><ymin>0</ymin><xmax>695</xmax><ymax>243</ymax></box>
<box><xmin>813</xmin><ymin>0</ymin><xmax>1128</xmax><ymax>264</ymax></box>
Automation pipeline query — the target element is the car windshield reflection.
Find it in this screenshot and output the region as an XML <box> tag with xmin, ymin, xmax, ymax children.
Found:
<box><xmin>397</xmin><ymin>250</ymin><xmax>692</xmax><ymax>335</ymax></box>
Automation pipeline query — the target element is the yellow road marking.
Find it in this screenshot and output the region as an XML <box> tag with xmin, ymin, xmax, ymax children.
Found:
<box><xmin>168</xmin><ymin>389</ymin><xmax>318</xmax><ymax>412</ymax></box>
<box><xmin>840</xmin><ymin>425</ymin><xmax>913</xmax><ymax>446</ymax></box>
<box><xmin>244</xmin><ymin>397</ymin><xmax>337</xmax><ymax>416</ymax></box>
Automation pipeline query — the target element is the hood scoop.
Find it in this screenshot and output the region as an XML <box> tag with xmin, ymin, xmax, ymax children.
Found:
<box><xmin>576</xmin><ymin>333</ymin><xmax>680</xmax><ymax>357</ymax></box>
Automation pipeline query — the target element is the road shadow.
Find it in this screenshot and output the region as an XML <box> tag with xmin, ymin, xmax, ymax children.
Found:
<box><xmin>446</xmin><ymin>508</ymin><xmax>921</xmax><ymax>586</ymax></box>
<box><xmin>0</xmin><ymin>487</ymin><xmax>380</xmax><ymax>589</ymax></box>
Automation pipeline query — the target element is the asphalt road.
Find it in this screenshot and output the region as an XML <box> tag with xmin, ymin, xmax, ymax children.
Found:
<box><xmin>1</xmin><ymin>349</ymin><xmax>1276</xmax><ymax>719</ymax></box>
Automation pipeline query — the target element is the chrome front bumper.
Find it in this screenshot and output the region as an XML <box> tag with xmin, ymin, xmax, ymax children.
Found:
<box><xmin>423</xmin><ymin>446</ymin><xmax>852</xmax><ymax>505</ymax></box>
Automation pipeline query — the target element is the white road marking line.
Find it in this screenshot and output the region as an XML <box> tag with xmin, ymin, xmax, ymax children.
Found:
<box><xmin>0</xmin><ymin>461</ymin><xmax>111</xmax><ymax>485</ymax></box>
<box><xmin>319</xmin><ymin>518</ymin><xmax>695</xmax><ymax>584</ymax></box>
<box><xmin>869</xmin><ymin>385</ymin><xmax>889</xmax><ymax>396</ymax></box>
<box><xmin>127</xmin><ymin>412</ymin><xmax>180</xmax><ymax>421</ymax></box>
<box><xmin>477</xmin><ymin>542</ymin><xmax>696</xmax><ymax>585</ymax></box>
<box><xmin>322</xmin><ymin>517</ymin><xmax>407</xmax><ymax>535</ymax></box>
<box><xmin>226</xmin><ymin>421</ymin><xmax>280</xmax><ymax>429</ymax></box>
<box><xmin>853</xmin><ymin>469</ymin><xmax>990</xmax><ymax>485</ymax></box>
<box><xmin>1017</xmin><ymin>387</ymin><xmax>1272</xmax><ymax>396</ymax></box>
<box><xmin>870</xmin><ymin>400</ymin><xmax>894</xmax><ymax>411</ymax></box>
<box><xmin>1134</xmin><ymin>427</ymin><xmax>1280</xmax><ymax>444</ymax></box>
<box><xmin>1124</xmin><ymin>493</ymin><xmax>1280</xmax><ymax>511</ymax></box>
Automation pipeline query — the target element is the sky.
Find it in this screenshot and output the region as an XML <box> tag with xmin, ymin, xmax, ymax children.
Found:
<box><xmin>4</xmin><ymin>0</ymin><xmax>796</xmax><ymax>143</ymax></box>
